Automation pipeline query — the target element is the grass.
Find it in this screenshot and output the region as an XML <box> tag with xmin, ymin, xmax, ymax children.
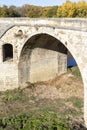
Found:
<box><xmin>66</xmin><ymin>97</ymin><xmax>83</xmax><ymax>109</ymax></box>
<box><xmin>67</xmin><ymin>66</ymin><xmax>81</xmax><ymax>79</ymax></box>
<box><xmin>0</xmin><ymin>88</ymin><xmax>29</xmax><ymax>102</ymax></box>
<box><xmin>0</xmin><ymin>112</ymin><xmax>72</xmax><ymax>130</ymax></box>
<box><xmin>0</xmin><ymin>88</ymin><xmax>84</xmax><ymax>129</ymax></box>
<box><xmin>0</xmin><ymin>67</ymin><xmax>85</xmax><ymax>129</ymax></box>
<box><xmin>0</xmin><ymin>89</ymin><xmax>83</xmax><ymax>118</ymax></box>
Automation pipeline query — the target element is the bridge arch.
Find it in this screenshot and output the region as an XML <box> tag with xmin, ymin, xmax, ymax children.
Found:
<box><xmin>18</xmin><ymin>29</ymin><xmax>83</xmax><ymax>86</ymax></box>
<box><xmin>18</xmin><ymin>31</ymin><xmax>85</xmax><ymax>125</ymax></box>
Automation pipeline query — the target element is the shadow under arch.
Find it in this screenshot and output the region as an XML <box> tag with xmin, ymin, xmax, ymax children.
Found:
<box><xmin>18</xmin><ymin>33</ymin><xmax>68</xmax><ymax>86</ymax></box>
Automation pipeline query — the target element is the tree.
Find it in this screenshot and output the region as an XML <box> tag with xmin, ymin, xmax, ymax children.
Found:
<box><xmin>0</xmin><ymin>5</ymin><xmax>21</xmax><ymax>17</ymax></box>
<box><xmin>8</xmin><ymin>7</ymin><xmax>21</xmax><ymax>17</ymax></box>
<box><xmin>0</xmin><ymin>5</ymin><xmax>9</xmax><ymax>17</ymax></box>
<box><xmin>47</xmin><ymin>6</ymin><xmax>58</xmax><ymax>17</ymax></box>
<box><xmin>75</xmin><ymin>0</ymin><xmax>87</xmax><ymax>17</ymax></box>
<box><xmin>57</xmin><ymin>0</ymin><xmax>76</xmax><ymax>17</ymax></box>
<box><xmin>25</xmin><ymin>6</ymin><xmax>42</xmax><ymax>17</ymax></box>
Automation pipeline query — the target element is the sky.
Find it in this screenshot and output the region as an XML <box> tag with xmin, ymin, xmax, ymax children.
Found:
<box><xmin>0</xmin><ymin>0</ymin><xmax>86</xmax><ymax>7</ymax></box>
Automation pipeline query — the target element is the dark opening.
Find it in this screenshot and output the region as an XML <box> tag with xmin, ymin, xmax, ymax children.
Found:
<box><xmin>3</xmin><ymin>44</ymin><xmax>13</xmax><ymax>61</ymax></box>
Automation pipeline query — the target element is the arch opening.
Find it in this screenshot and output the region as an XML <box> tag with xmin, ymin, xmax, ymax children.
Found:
<box><xmin>18</xmin><ymin>33</ymin><xmax>83</xmax><ymax>85</ymax></box>
<box><xmin>19</xmin><ymin>33</ymin><xmax>68</xmax><ymax>86</ymax></box>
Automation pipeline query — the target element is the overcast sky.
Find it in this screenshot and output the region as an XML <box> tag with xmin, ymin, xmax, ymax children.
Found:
<box><xmin>0</xmin><ymin>0</ymin><xmax>86</xmax><ymax>7</ymax></box>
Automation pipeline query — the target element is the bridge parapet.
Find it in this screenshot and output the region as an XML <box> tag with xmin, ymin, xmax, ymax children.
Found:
<box><xmin>0</xmin><ymin>18</ymin><xmax>87</xmax><ymax>38</ymax></box>
<box><xmin>0</xmin><ymin>18</ymin><xmax>87</xmax><ymax>28</ymax></box>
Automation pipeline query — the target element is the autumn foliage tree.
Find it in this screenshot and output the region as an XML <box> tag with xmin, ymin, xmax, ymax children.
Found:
<box><xmin>0</xmin><ymin>5</ymin><xmax>20</xmax><ymax>17</ymax></box>
<box><xmin>75</xmin><ymin>0</ymin><xmax>87</xmax><ymax>17</ymax></box>
<box><xmin>25</xmin><ymin>5</ymin><xmax>42</xmax><ymax>17</ymax></box>
<box><xmin>57</xmin><ymin>0</ymin><xmax>87</xmax><ymax>17</ymax></box>
<box><xmin>0</xmin><ymin>0</ymin><xmax>87</xmax><ymax>18</ymax></box>
<box><xmin>57</xmin><ymin>0</ymin><xmax>76</xmax><ymax>17</ymax></box>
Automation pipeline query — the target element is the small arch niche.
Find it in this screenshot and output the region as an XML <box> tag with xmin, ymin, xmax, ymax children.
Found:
<box><xmin>16</xmin><ymin>30</ymin><xmax>23</xmax><ymax>36</ymax></box>
<box><xmin>18</xmin><ymin>30</ymin><xmax>23</xmax><ymax>35</ymax></box>
<box><xmin>3</xmin><ymin>44</ymin><xmax>13</xmax><ymax>62</ymax></box>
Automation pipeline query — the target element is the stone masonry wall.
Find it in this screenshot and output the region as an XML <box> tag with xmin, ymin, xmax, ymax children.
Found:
<box><xmin>0</xmin><ymin>18</ymin><xmax>87</xmax><ymax>127</ymax></box>
<box><xmin>19</xmin><ymin>48</ymin><xmax>67</xmax><ymax>86</ymax></box>
<box><xmin>29</xmin><ymin>49</ymin><xmax>67</xmax><ymax>83</ymax></box>
<box><xmin>0</xmin><ymin>62</ymin><xmax>18</xmax><ymax>91</ymax></box>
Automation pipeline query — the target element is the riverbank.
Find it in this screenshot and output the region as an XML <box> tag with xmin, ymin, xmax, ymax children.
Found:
<box><xmin>0</xmin><ymin>67</ymin><xmax>86</xmax><ymax>129</ymax></box>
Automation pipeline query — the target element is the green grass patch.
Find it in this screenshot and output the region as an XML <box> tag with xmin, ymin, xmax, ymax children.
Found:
<box><xmin>0</xmin><ymin>88</ymin><xmax>28</xmax><ymax>102</ymax></box>
<box><xmin>66</xmin><ymin>97</ymin><xmax>83</xmax><ymax>109</ymax></box>
<box><xmin>67</xmin><ymin>66</ymin><xmax>81</xmax><ymax>78</ymax></box>
<box><xmin>0</xmin><ymin>112</ymin><xmax>72</xmax><ymax>130</ymax></box>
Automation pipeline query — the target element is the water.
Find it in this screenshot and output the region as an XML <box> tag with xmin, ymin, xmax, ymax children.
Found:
<box><xmin>67</xmin><ymin>56</ymin><xmax>77</xmax><ymax>67</ymax></box>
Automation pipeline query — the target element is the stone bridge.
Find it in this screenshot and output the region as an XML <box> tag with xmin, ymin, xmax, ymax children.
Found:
<box><xmin>0</xmin><ymin>18</ymin><xmax>87</xmax><ymax>127</ymax></box>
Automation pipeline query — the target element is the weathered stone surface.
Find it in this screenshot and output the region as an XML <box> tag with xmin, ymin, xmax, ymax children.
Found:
<box><xmin>0</xmin><ymin>18</ymin><xmax>87</xmax><ymax>127</ymax></box>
